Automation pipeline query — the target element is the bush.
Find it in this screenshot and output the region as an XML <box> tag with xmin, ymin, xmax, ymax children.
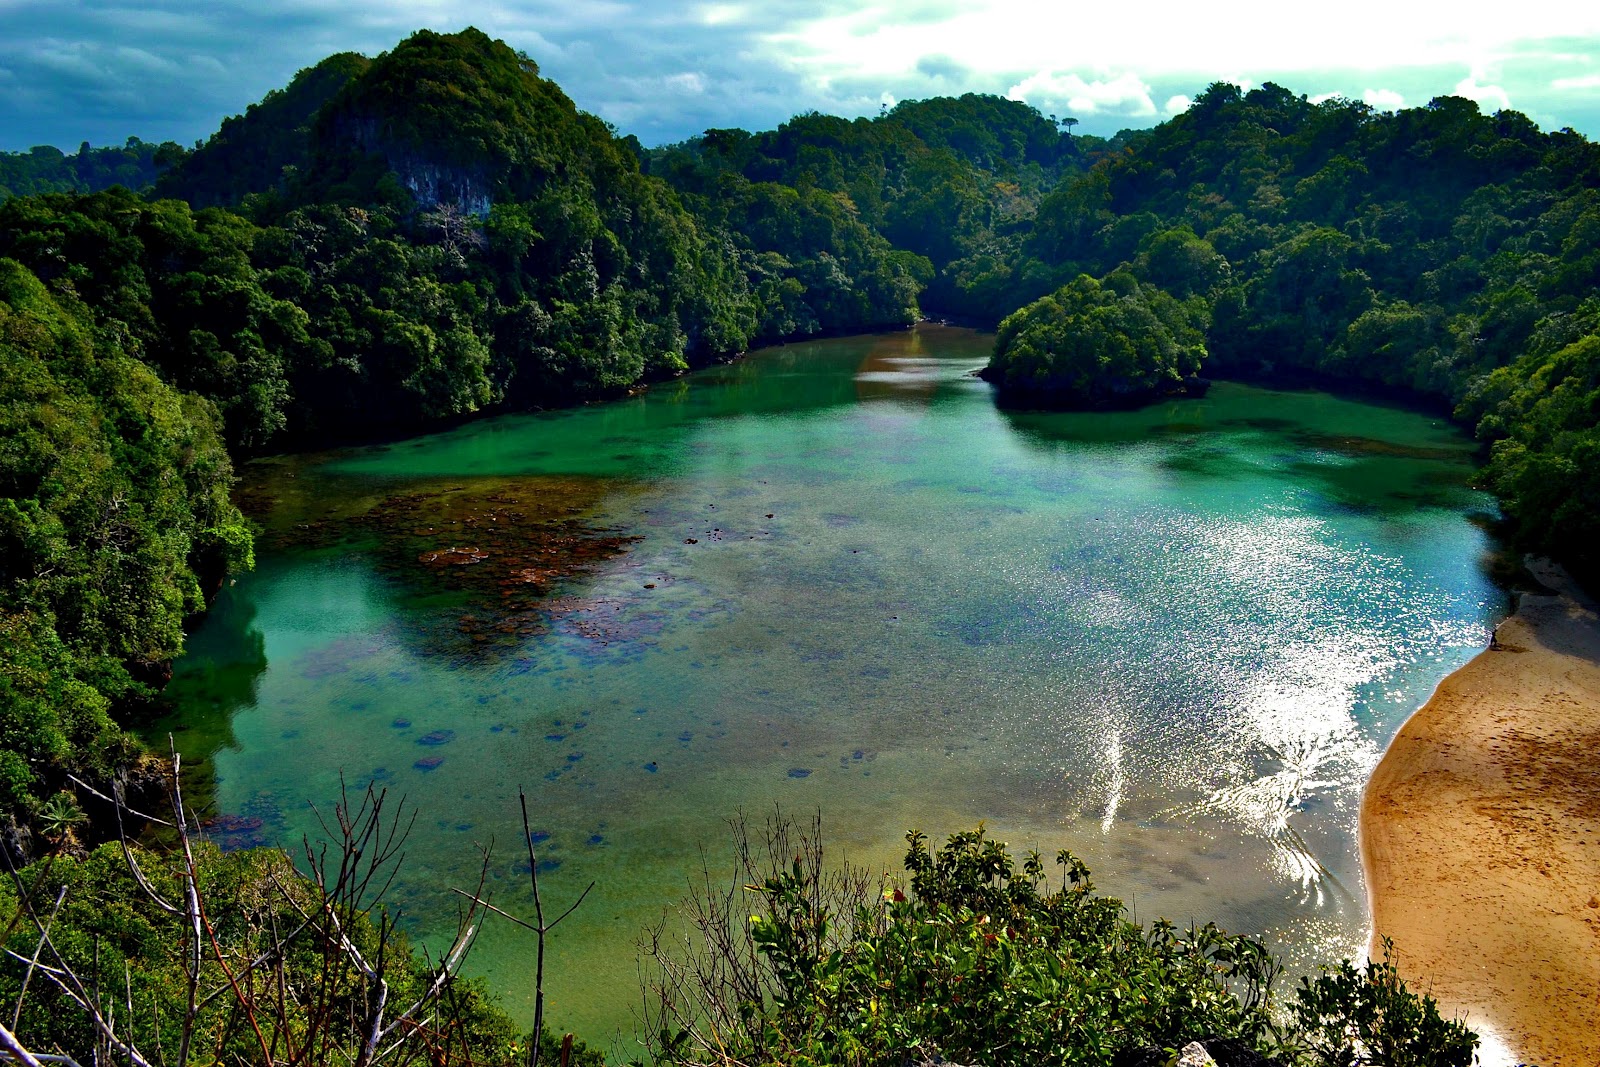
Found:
<box><xmin>642</xmin><ymin>819</ymin><xmax>1476</xmax><ymax>1067</ymax></box>
<box><xmin>1288</xmin><ymin>941</ymin><xmax>1477</xmax><ymax>1067</ymax></box>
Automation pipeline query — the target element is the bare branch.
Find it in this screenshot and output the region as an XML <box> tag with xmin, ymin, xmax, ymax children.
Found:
<box><xmin>10</xmin><ymin>885</ymin><xmax>66</xmax><ymax>1030</ymax></box>
<box><xmin>545</xmin><ymin>882</ymin><xmax>596</xmax><ymax>933</ymax></box>
<box><xmin>65</xmin><ymin>776</ymin><xmax>172</xmax><ymax>829</ymax></box>
<box><xmin>449</xmin><ymin>889</ymin><xmax>536</xmax><ymax>933</ymax></box>
<box><xmin>521</xmin><ymin>790</ymin><xmax>547</xmax><ymax>1067</ymax></box>
<box><xmin>0</xmin><ymin>1020</ymin><xmax>48</xmax><ymax>1067</ymax></box>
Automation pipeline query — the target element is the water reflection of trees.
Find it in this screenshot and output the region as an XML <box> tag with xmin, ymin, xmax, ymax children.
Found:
<box><xmin>144</xmin><ymin>587</ymin><xmax>269</xmax><ymax>813</ymax></box>
<box><xmin>995</xmin><ymin>403</ymin><xmax>1483</xmax><ymax>515</ymax></box>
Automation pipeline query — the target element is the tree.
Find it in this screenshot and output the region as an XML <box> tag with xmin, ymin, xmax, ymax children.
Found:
<box><xmin>983</xmin><ymin>272</ymin><xmax>1207</xmax><ymax>407</ymax></box>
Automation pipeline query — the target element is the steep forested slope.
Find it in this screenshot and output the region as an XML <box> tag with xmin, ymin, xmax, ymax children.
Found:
<box><xmin>0</xmin><ymin>258</ymin><xmax>250</xmax><ymax>836</ymax></box>
<box><xmin>153</xmin><ymin>52</ymin><xmax>371</xmax><ymax>209</ymax></box>
<box><xmin>4</xmin><ymin>32</ymin><xmax>766</xmax><ymax>452</ymax></box>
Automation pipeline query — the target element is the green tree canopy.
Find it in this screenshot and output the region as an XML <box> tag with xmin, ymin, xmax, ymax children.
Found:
<box><xmin>984</xmin><ymin>272</ymin><xmax>1207</xmax><ymax>407</ymax></box>
<box><xmin>1</xmin><ymin>257</ymin><xmax>251</xmax><ymax>829</ymax></box>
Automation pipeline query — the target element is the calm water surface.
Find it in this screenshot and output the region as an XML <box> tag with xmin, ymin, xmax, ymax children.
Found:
<box><xmin>152</xmin><ymin>325</ymin><xmax>1501</xmax><ymax>1050</ymax></box>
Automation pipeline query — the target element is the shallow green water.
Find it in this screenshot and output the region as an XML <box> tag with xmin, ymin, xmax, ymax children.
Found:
<box><xmin>152</xmin><ymin>325</ymin><xmax>1501</xmax><ymax>1053</ymax></box>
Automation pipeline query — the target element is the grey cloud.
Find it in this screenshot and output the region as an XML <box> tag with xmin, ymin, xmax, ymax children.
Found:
<box><xmin>915</xmin><ymin>54</ymin><xmax>967</xmax><ymax>81</ymax></box>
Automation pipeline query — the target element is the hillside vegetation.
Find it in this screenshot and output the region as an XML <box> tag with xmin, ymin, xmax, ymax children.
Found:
<box><xmin>960</xmin><ymin>85</ymin><xmax>1600</xmax><ymax>569</ymax></box>
<box><xmin>0</xmin><ymin>258</ymin><xmax>250</xmax><ymax>834</ymax></box>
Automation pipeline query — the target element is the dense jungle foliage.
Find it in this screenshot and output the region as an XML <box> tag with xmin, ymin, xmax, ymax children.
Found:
<box><xmin>0</xmin><ymin>258</ymin><xmax>251</xmax><ymax>833</ymax></box>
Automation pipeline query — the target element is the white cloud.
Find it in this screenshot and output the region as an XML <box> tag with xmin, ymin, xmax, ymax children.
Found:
<box><xmin>1552</xmin><ymin>72</ymin><xmax>1600</xmax><ymax>90</ymax></box>
<box><xmin>1164</xmin><ymin>94</ymin><xmax>1191</xmax><ymax>115</ymax></box>
<box><xmin>1308</xmin><ymin>92</ymin><xmax>1343</xmax><ymax>105</ymax></box>
<box><xmin>664</xmin><ymin>71</ymin><xmax>705</xmax><ymax>93</ymax></box>
<box><xmin>1453</xmin><ymin>74</ymin><xmax>1510</xmax><ymax>110</ymax></box>
<box><xmin>699</xmin><ymin>3</ymin><xmax>744</xmax><ymax>26</ymax></box>
<box><xmin>1362</xmin><ymin>88</ymin><xmax>1405</xmax><ymax>111</ymax></box>
<box><xmin>766</xmin><ymin>1</ymin><xmax>1600</xmax><ymax>86</ymax></box>
<box><xmin>1007</xmin><ymin>70</ymin><xmax>1156</xmax><ymax>118</ymax></box>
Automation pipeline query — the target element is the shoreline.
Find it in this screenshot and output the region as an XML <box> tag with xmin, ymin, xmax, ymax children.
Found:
<box><xmin>1361</xmin><ymin>559</ymin><xmax>1600</xmax><ymax>1065</ymax></box>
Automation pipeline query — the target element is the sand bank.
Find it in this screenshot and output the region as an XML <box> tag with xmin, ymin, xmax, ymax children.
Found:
<box><xmin>1362</xmin><ymin>560</ymin><xmax>1600</xmax><ymax>1065</ymax></box>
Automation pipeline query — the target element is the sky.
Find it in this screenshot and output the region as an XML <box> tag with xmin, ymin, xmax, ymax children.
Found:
<box><xmin>2</xmin><ymin>0</ymin><xmax>1599</xmax><ymax>153</ymax></box>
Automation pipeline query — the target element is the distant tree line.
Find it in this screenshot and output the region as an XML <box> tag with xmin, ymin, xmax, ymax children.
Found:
<box><xmin>0</xmin><ymin>138</ymin><xmax>183</xmax><ymax>201</ymax></box>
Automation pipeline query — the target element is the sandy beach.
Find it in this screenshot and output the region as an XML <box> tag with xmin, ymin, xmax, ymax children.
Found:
<box><xmin>1362</xmin><ymin>560</ymin><xmax>1600</xmax><ymax>1066</ymax></box>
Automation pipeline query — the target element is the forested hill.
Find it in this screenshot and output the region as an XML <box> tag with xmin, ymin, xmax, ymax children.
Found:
<box><xmin>962</xmin><ymin>84</ymin><xmax>1600</xmax><ymax>569</ymax></box>
<box><xmin>652</xmin><ymin>84</ymin><xmax>1600</xmax><ymax>570</ymax></box>
<box><xmin>644</xmin><ymin>95</ymin><xmax>1100</xmax><ymax>278</ymax></box>
<box><xmin>3</xmin><ymin>25</ymin><xmax>1600</xmax><ymax>851</ymax></box>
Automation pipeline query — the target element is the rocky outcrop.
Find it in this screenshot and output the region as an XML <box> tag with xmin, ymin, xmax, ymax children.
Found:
<box><xmin>394</xmin><ymin>161</ymin><xmax>493</xmax><ymax>216</ymax></box>
<box><xmin>330</xmin><ymin>115</ymin><xmax>495</xmax><ymax>216</ymax></box>
<box><xmin>1114</xmin><ymin>1037</ymin><xmax>1279</xmax><ymax>1067</ymax></box>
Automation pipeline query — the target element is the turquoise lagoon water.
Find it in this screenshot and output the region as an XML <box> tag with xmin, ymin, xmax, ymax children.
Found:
<box><xmin>152</xmin><ymin>325</ymin><xmax>1502</xmax><ymax>1050</ymax></box>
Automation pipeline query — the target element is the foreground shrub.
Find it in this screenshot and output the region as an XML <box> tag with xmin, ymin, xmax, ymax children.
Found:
<box><xmin>642</xmin><ymin>818</ymin><xmax>1477</xmax><ymax>1067</ymax></box>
